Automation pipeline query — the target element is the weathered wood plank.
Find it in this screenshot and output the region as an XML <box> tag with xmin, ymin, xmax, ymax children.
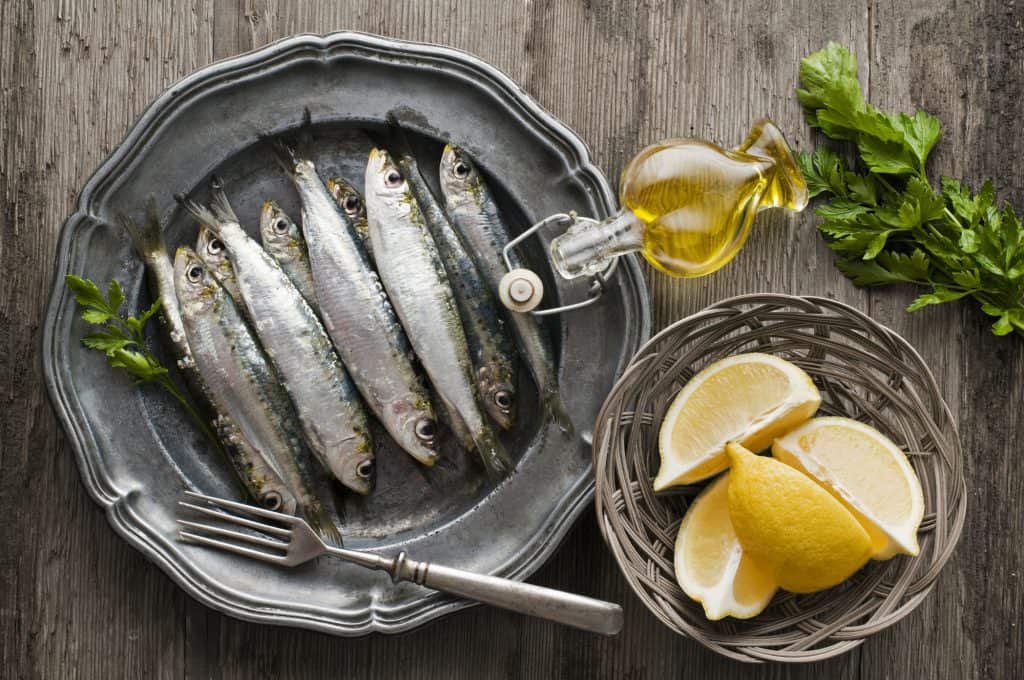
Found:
<box><xmin>2</xmin><ymin>0</ymin><xmax>1019</xmax><ymax>678</ymax></box>
<box><xmin>862</xmin><ymin>1</ymin><xmax>1023</xmax><ymax>678</ymax></box>
<box><xmin>1</xmin><ymin>1</ymin><xmax>214</xmax><ymax>679</ymax></box>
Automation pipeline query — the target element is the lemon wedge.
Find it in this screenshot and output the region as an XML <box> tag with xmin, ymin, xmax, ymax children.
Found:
<box><xmin>674</xmin><ymin>474</ymin><xmax>777</xmax><ymax>620</ymax></box>
<box><xmin>772</xmin><ymin>417</ymin><xmax>924</xmax><ymax>559</ymax></box>
<box><xmin>726</xmin><ymin>443</ymin><xmax>872</xmax><ymax>593</ymax></box>
<box><xmin>654</xmin><ymin>353</ymin><xmax>821</xmax><ymax>489</ymax></box>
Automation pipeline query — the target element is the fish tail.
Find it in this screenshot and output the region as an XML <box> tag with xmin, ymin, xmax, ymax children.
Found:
<box><xmin>543</xmin><ymin>387</ymin><xmax>574</xmax><ymax>436</ymax></box>
<box><xmin>296</xmin><ymin>107</ymin><xmax>315</xmax><ymax>159</ymax></box>
<box><xmin>208</xmin><ymin>178</ymin><xmax>239</xmax><ymax>224</ymax></box>
<box><xmin>298</xmin><ymin>450</ymin><xmax>347</xmax><ymax>545</ymax></box>
<box><xmin>303</xmin><ymin>498</ymin><xmax>344</xmax><ymax>547</ymax></box>
<box><xmin>176</xmin><ymin>194</ymin><xmax>222</xmax><ymax>234</ymax></box>
<box><xmin>118</xmin><ymin>197</ymin><xmax>166</xmax><ymax>257</ymax></box>
<box><xmin>265</xmin><ymin>135</ymin><xmax>299</xmax><ymax>175</ymax></box>
<box><xmin>364</xmin><ymin>111</ymin><xmax>415</xmax><ymax>162</ymax></box>
<box><xmin>383</xmin><ymin>111</ymin><xmax>415</xmax><ymax>159</ymax></box>
<box><xmin>471</xmin><ymin>427</ymin><xmax>513</xmax><ymax>480</ymax></box>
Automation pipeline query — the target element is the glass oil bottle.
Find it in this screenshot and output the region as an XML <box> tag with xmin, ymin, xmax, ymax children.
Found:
<box><xmin>549</xmin><ymin>118</ymin><xmax>808</xmax><ymax>279</ymax></box>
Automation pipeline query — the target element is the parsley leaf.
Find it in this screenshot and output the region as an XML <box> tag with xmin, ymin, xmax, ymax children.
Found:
<box><xmin>67</xmin><ymin>274</ymin><xmax>225</xmax><ymax>459</ymax></box>
<box><xmin>66</xmin><ymin>274</ymin><xmax>167</xmax><ymax>375</ymax></box>
<box><xmin>798</xmin><ymin>43</ymin><xmax>1024</xmax><ymax>338</ymax></box>
<box><xmin>66</xmin><ymin>274</ymin><xmax>110</xmax><ymax>311</ymax></box>
<box><xmin>66</xmin><ymin>274</ymin><xmax>209</xmax><ymax>412</ymax></box>
<box><xmin>896</xmin><ymin>111</ymin><xmax>942</xmax><ymax>169</ymax></box>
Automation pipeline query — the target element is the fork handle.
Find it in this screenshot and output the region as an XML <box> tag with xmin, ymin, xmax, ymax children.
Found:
<box><xmin>390</xmin><ymin>552</ymin><xmax>623</xmax><ymax>635</ymax></box>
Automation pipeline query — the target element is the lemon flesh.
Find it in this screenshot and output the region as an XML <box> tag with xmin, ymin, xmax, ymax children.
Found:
<box><xmin>674</xmin><ymin>474</ymin><xmax>777</xmax><ymax>620</ymax></box>
<box><xmin>773</xmin><ymin>417</ymin><xmax>924</xmax><ymax>559</ymax></box>
<box><xmin>654</xmin><ymin>353</ymin><xmax>820</xmax><ymax>489</ymax></box>
<box><xmin>726</xmin><ymin>443</ymin><xmax>872</xmax><ymax>594</ymax></box>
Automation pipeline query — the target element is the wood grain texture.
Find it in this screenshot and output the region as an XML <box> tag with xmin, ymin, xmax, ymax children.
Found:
<box><xmin>861</xmin><ymin>2</ymin><xmax>1024</xmax><ymax>677</ymax></box>
<box><xmin>1</xmin><ymin>0</ymin><xmax>1018</xmax><ymax>677</ymax></box>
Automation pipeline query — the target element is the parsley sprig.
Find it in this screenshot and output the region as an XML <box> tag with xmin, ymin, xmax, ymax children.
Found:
<box><xmin>65</xmin><ymin>274</ymin><xmax>218</xmax><ymax>440</ymax></box>
<box><xmin>797</xmin><ymin>42</ymin><xmax>1024</xmax><ymax>337</ymax></box>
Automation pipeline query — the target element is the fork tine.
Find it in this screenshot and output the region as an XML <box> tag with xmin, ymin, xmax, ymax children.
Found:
<box><xmin>179</xmin><ymin>530</ymin><xmax>289</xmax><ymax>565</ymax></box>
<box><xmin>177</xmin><ymin>491</ymin><xmax>292</xmax><ymax>532</ymax></box>
<box><xmin>177</xmin><ymin>519</ymin><xmax>289</xmax><ymax>551</ymax></box>
<box><xmin>178</xmin><ymin>500</ymin><xmax>292</xmax><ymax>538</ymax></box>
<box><xmin>183</xmin><ymin>490</ymin><xmax>299</xmax><ymax>525</ymax></box>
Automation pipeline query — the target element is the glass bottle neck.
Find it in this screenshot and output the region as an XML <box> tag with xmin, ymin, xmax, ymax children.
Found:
<box><xmin>549</xmin><ymin>210</ymin><xmax>644</xmax><ymax>279</ymax></box>
<box><xmin>735</xmin><ymin>118</ymin><xmax>809</xmax><ymax>212</ymax></box>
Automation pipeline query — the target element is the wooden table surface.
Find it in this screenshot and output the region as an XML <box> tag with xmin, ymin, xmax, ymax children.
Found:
<box><xmin>3</xmin><ymin>1</ymin><xmax>1021</xmax><ymax>677</ymax></box>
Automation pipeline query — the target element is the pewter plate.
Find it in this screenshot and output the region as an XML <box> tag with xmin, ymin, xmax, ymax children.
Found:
<box><xmin>42</xmin><ymin>32</ymin><xmax>650</xmax><ymax>636</ymax></box>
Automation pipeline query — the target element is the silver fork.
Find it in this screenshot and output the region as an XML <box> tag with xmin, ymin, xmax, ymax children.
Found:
<box><xmin>177</xmin><ymin>491</ymin><xmax>624</xmax><ymax>635</ymax></box>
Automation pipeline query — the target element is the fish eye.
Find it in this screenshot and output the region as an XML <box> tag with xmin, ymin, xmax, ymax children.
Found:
<box><xmin>414</xmin><ymin>417</ymin><xmax>436</xmax><ymax>444</ymax></box>
<box><xmin>260</xmin><ymin>491</ymin><xmax>283</xmax><ymax>511</ymax></box>
<box><xmin>453</xmin><ymin>161</ymin><xmax>471</xmax><ymax>179</ymax></box>
<box><xmin>186</xmin><ymin>265</ymin><xmax>204</xmax><ymax>283</ymax></box>
<box><xmin>207</xmin><ymin>238</ymin><xmax>224</xmax><ymax>255</ymax></box>
<box><xmin>272</xmin><ymin>217</ymin><xmax>289</xmax><ymax>234</ymax></box>
<box><xmin>384</xmin><ymin>169</ymin><xmax>403</xmax><ymax>188</ymax></box>
<box><xmin>356</xmin><ymin>460</ymin><xmax>374</xmax><ymax>479</ymax></box>
<box><xmin>342</xmin><ymin>194</ymin><xmax>361</xmax><ymax>214</ymax></box>
<box><xmin>494</xmin><ymin>390</ymin><xmax>512</xmax><ymax>411</ymax></box>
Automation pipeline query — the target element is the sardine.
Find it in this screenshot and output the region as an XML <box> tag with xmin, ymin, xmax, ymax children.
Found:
<box><xmin>118</xmin><ymin>200</ymin><xmax>196</xmax><ymax>379</ymax></box>
<box><xmin>439</xmin><ymin>145</ymin><xmax>572</xmax><ymax>433</ymax></box>
<box><xmin>174</xmin><ymin>248</ymin><xmax>342</xmax><ymax>541</ymax></box>
<box><xmin>326</xmin><ymin>177</ymin><xmax>372</xmax><ymax>256</ymax></box>
<box><xmin>259</xmin><ymin>200</ymin><xmax>319</xmax><ymax>311</ymax></box>
<box><xmin>365</xmin><ymin>149</ymin><xmax>512</xmax><ymax>478</ymax></box>
<box><xmin>384</xmin><ymin>130</ymin><xmax>518</xmax><ymax>431</ymax></box>
<box><xmin>180</xmin><ymin>187</ymin><xmax>375</xmax><ymax>495</ymax></box>
<box><xmin>273</xmin><ymin>145</ymin><xmax>438</xmax><ymax>467</ymax></box>
<box><xmin>120</xmin><ymin>204</ymin><xmax>286</xmax><ymax>507</ymax></box>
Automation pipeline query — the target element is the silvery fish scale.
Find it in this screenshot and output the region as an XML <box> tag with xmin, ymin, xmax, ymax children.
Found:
<box><xmin>42</xmin><ymin>32</ymin><xmax>650</xmax><ymax>636</ymax></box>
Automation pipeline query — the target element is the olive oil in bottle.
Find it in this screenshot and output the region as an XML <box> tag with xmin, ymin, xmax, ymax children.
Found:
<box><xmin>549</xmin><ymin>118</ymin><xmax>808</xmax><ymax>279</ymax></box>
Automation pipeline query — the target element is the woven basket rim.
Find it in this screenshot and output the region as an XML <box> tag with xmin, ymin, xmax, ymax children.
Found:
<box><xmin>593</xmin><ymin>293</ymin><xmax>966</xmax><ymax>663</ymax></box>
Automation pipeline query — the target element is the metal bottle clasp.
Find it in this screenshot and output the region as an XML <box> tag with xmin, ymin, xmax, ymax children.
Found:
<box><xmin>498</xmin><ymin>212</ymin><xmax>617</xmax><ymax>317</ymax></box>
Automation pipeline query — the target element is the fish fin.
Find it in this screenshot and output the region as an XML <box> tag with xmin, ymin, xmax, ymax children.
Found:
<box><xmin>117</xmin><ymin>197</ymin><xmax>166</xmax><ymax>257</ymax></box>
<box><xmin>176</xmin><ymin>194</ymin><xmax>222</xmax><ymax>234</ymax></box>
<box><xmin>207</xmin><ymin>178</ymin><xmax>239</xmax><ymax>225</ymax></box>
<box><xmin>265</xmin><ymin>135</ymin><xmax>299</xmax><ymax>175</ymax></box>
<box><xmin>544</xmin><ymin>388</ymin><xmax>575</xmax><ymax>436</ymax></box>
<box><xmin>470</xmin><ymin>427</ymin><xmax>513</xmax><ymax>480</ymax></box>
<box><xmin>208</xmin><ymin>179</ymin><xmax>240</xmax><ymax>224</ymax></box>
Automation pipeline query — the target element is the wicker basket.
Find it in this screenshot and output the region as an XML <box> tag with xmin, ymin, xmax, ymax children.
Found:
<box><xmin>593</xmin><ymin>294</ymin><xmax>966</xmax><ymax>662</ymax></box>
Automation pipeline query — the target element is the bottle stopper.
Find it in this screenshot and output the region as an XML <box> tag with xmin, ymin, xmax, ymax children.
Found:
<box><xmin>499</xmin><ymin>268</ymin><xmax>544</xmax><ymax>313</ymax></box>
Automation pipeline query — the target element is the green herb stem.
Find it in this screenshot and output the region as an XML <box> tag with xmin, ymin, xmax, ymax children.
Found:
<box><xmin>158</xmin><ymin>374</ymin><xmax>222</xmax><ymax>450</ymax></box>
